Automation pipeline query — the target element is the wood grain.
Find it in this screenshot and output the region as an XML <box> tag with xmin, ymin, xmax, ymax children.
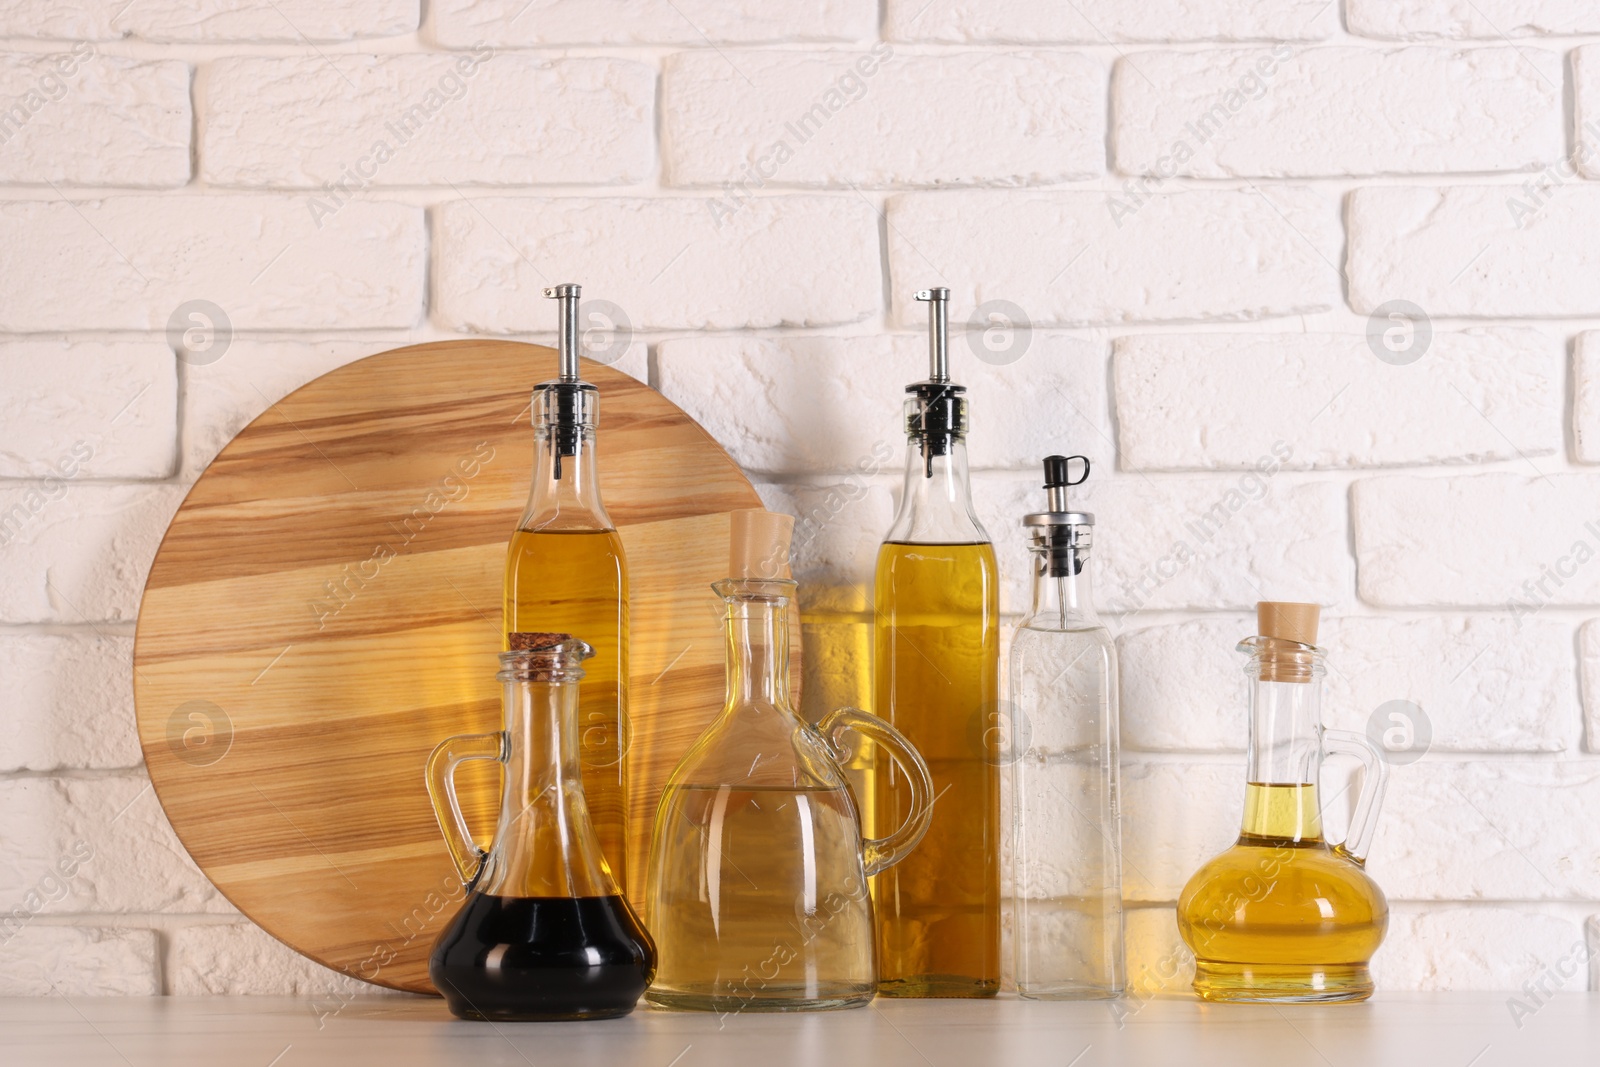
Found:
<box><xmin>132</xmin><ymin>340</ymin><xmax>799</xmax><ymax>993</ymax></box>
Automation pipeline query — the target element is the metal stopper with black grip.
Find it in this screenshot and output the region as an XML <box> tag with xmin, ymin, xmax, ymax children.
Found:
<box><xmin>1024</xmin><ymin>453</ymin><xmax>1093</xmax><ymax>577</ymax></box>
<box><xmin>537</xmin><ymin>283</ymin><xmax>598</xmax><ymax>480</ymax></box>
<box><xmin>906</xmin><ymin>287</ymin><xmax>968</xmax><ymax>477</ymax></box>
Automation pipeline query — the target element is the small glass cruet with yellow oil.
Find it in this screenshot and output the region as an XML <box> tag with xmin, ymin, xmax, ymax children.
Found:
<box><xmin>1177</xmin><ymin>602</ymin><xmax>1390</xmax><ymax>1002</ymax></box>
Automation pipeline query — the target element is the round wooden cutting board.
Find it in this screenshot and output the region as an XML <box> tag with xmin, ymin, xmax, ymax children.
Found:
<box><xmin>132</xmin><ymin>340</ymin><xmax>799</xmax><ymax>993</ymax></box>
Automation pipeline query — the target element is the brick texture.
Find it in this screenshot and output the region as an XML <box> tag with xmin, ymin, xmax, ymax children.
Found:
<box><xmin>1114</xmin><ymin>330</ymin><xmax>1561</xmax><ymax>470</ymax></box>
<box><xmin>0</xmin><ymin>1</ymin><xmax>419</xmax><ymax>41</ymax></box>
<box><xmin>205</xmin><ymin>54</ymin><xmax>654</xmax><ymax>187</ymax></box>
<box><xmin>0</xmin><ymin>197</ymin><xmax>425</xmax><ymax>331</ymax></box>
<box><xmin>435</xmin><ymin>196</ymin><xmax>880</xmax><ymax>332</ymax></box>
<box><xmin>663</xmin><ymin>49</ymin><xmax>1104</xmax><ymax>187</ymax></box>
<box><xmin>0</xmin><ymin>53</ymin><xmax>190</xmax><ymax>186</ymax></box>
<box><xmin>1113</xmin><ymin>47</ymin><xmax>1561</xmax><ymax>178</ymax></box>
<box><xmin>434</xmin><ymin>0</ymin><xmax>876</xmax><ymax>46</ymax></box>
<box><xmin>886</xmin><ymin>188</ymin><xmax>1341</xmax><ymax>327</ymax></box>
<box><xmin>1348</xmin><ymin>186</ymin><xmax>1600</xmax><ymax>318</ymax></box>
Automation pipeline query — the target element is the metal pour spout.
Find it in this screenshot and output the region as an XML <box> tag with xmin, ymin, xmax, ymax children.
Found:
<box><xmin>544</xmin><ymin>283</ymin><xmax>581</xmax><ymax>382</ymax></box>
<box><xmin>915</xmin><ymin>287</ymin><xmax>950</xmax><ymax>384</ymax></box>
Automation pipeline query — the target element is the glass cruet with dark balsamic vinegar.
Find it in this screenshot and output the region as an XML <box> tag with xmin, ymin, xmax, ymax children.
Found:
<box><xmin>871</xmin><ymin>287</ymin><xmax>1002</xmax><ymax>998</ymax></box>
<box><xmin>425</xmin><ymin>633</ymin><xmax>654</xmax><ymax>1021</ymax></box>
<box><xmin>1177</xmin><ymin>602</ymin><xmax>1390</xmax><ymax>1002</ymax></box>
<box><xmin>503</xmin><ymin>282</ymin><xmax>630</xmax><ymax>884</ymax></box>
<box><xmin>645</xmin><ymin>510</ymin><xmax>935</xmax><ymax>1013</ymax></box>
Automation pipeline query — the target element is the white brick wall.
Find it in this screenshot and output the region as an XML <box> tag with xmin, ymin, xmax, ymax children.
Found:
<box><xmin>2</xmin><ymin>0</ymin><xmax>1599</xmax><ymax>998</ymax></box>
<box><xmin>1112</xmin><ymin>47</ymin><xmax>1562</xmax><ymax>178</ymax></box>
<box><xmin>662</xmin><ymin>49</ymin><xmax>1105</xmax><ymax>187</ymax></box>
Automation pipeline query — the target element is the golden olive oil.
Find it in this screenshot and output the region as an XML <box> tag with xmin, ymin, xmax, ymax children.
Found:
<box><xmin>870</xmin><ymin>540</ymin><xmax>1001</xmax><ymax>997</ymax></box>
<box><xmin>504</xmin><ymin>528</ymin><xmax>628</xmax><ymax>880</ymax></box>
<box><xmin>1176</xmin><ymin>783</ymin><xmax>1388</xmax><ymax>1002</ymax></box>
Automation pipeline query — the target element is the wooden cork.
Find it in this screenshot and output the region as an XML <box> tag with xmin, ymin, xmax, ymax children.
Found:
<box><xmin>1255</xmin><ymin>602</ymin><xmax>1320</xmax><ymax>684</ymax></box>
<box><xmin>1257</xmin><ymin>602</ymin><xmax>1320</xmax><ymax>646</ymax></box>
<box><xmin>507</xmin><ymin>631</ymin><xmax>574</xmax><ymax>652</ymax></box>
<box><xmin>729</xmin><ymin>509</ymin><xmax>793</xmax><ymax>582</ymax></box>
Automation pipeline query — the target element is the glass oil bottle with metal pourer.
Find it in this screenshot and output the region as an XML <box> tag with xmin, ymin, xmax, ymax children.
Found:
<box><xmin>503</xmin><ymin>282</ymin><xmax>629</xmax><ymax>884</ymax></box>
<box><xmin>426</xmin><ymin>633</ymin><xmax>655</xmax><ymax>1021</ymax></box>
<box><xmin>1011</xmin><ymin>455</ymin><xmax>1125</xmax><ymax>999</ymax></box>
<box><xmin>645</xmin><ymin>510</ymin><xmax>935</xmax><ymax>1013</ymax></box>
<box><xmin>871</xmin><ymin>286</ymin><xmax>1002</xmax><ymax>998</ymax></box>
<box><xmin>1177</xmin><ymin>603</ymin><xmax>1390</xmax><ymax>1003</ymax></box>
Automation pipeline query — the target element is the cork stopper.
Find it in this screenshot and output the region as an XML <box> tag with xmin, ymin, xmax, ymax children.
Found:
<box><xmin>728</xmin><ymin>509</ymin><xmax>794</xmax><ymax>582</ymax></box>
<box><xmin>1254</xmin><ymin>602</ymin><xmax>1320</xmax><ymax>684</ymax></box>
<box><xmin>500</xmin><ymin>632</ymin><xmax>591</xmax><ymax>681</ymax></box>
<box><xmin>507</xmin><ymin>631</ymin><xmax>573</xmax><ymax>652</ymax></box>
<box><xmin>1257</xmin><ymin>602</ymin><xmax>1320</xmax><ymax>646</ymax></box>
<box><xmin>732</xmin><ymin>508</ymin><xmax>793</xmax><ymax>585</ymax></box>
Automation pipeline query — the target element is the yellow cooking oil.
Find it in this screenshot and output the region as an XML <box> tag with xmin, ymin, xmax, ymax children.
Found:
<box><xmin>870</xmin><ymin>540</ymin><xmax>1001</xmax><ymax>997</ymax></box>
<box><xmin>1177</xmin><ymin>783</ymin><xmax>1388</xmax><ymax>1002</ymax></box>
<box><xmin>504</xmin><ymin>527</ymin><xmax>628</xmax><ymax>881</ymax></box>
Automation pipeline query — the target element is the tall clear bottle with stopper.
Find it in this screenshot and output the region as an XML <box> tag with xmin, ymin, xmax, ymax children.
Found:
<box><xmin>871</xmin><ymin>287</ymin><xmax>1002</xmax><ymax>997</ymax></box>
<box><xmin>645</xmin><ymin>511</ymin><xmax>935</xmax><ymax>1012</ymax></box>
<box><xmin>1177</xmin><ymin>602</ymin><xmax>1390</xmax><ymax>1002</ymax></box>
<box><xmin>504</xmin><ymin>283</ymin><xmax>630</xmax><ymax>884</ymax></box>
<box><xmin>1010</xmin><ymin>455</ymin><xmax>1124</xmax><ymax>999</ymax></box>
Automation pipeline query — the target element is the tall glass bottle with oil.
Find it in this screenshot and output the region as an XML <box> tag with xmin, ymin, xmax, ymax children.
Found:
<box><xmin>503</xmin><ymin>283</ymin><xmax>629</xmax><ymax>883</ymax></box>
<box><xmin>870</xmin><ymin>287</ymin><xmax>1001</xmax><ymax>997</ymax></box>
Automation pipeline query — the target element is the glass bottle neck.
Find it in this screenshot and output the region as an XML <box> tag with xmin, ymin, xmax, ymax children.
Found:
<box><xmin>1241</xmin><ymin>664</ymin><xmax>1325</xmax><ymax>843</ymax></box>
<box><xmin>520</xmin><ymin>424</ymin><xmax>612</xmax><ymax>532</ymax></box>
<box><xmin>501</xmin><ymin>674</ymin><xmax>580</xmax><ymax>803</ymax></box>
<box><xmin>723</xmin><ymin>594</ymin><xmax>792</xmax><ymax>715</ymax></box>
<box><xmin>1024</xmin><ymin>545</ymin><xmax>1099</xmax><ymax>630</ymax></box>
<box><xmin>479</xmin><ymin>671</ymin><xmax>615</xmax><ymax>897</ymax></box>
<box><xmin>884</xmin><ymin>435</ymin><xmax>989</xmax><ymax>544</ymax></box>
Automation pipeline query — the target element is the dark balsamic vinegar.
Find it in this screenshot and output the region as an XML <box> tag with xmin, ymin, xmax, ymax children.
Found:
<box><xmin>429</xmin><ymin>893</ymin><xmax>656</xmax><ymax>1021</ymax></box>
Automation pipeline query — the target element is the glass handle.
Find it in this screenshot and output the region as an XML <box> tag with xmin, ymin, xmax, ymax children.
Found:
<box><xmin>424</xmin><ymin>731</ymin><xmax>506</xmax><ymax>885</ymax></box>
<box><xmin>1322</xmin><ymin>728</ymin><xmax>1388</xmax><ymax>865</ymax></box>
<box><xmin>817</xmin><ymin>706</ymin><xmax>934</xmax><ymax>878</ymax></box>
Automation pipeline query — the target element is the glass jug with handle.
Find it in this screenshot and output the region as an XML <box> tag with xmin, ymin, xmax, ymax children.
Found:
<box><xmin>1177</xmin><ymin>601</ymin><xmax>1390</xmax><ymax>1002</ymax></box>
<box><xmin>645</xmin><ymin>509</ymin><xmax>936</xmax><ymax>1013</ymax></box>
<box><xmin>424</xmin><ymin>632</ymin><xmax>654</xmax><ymax>1021</ymax></box>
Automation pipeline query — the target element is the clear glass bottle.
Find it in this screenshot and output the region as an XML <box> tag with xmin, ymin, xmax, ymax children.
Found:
<box><xmin>503</xmin><ymin>282</ymin><xmax>629</xmax><ymax>883</ymax></box>
<box><xmin>871</xmin><ymin>287</ymin><xmax>1002</xmax><ymax>998</ymax></box>
<box><xmin>1010</xmin><ymin>455</ymin><xmax>1124</xmax><ymax>999</ymax></box>
<box><xmin>1177</xmin><ymin>602</ymin><xmax>1390</xmax><ymax>1002</ymax></box>
<box><xmin>425</xmin><ymin>634</ymin><xmax>654</xmax><ymax>1021</ymax></box>
<box><xmin>645</xmin><ymin>511</ymin><xmax>935</xmax><ymax>1013</ymax></box>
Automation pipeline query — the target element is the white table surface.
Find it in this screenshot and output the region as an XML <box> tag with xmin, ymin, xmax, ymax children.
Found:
<box><xmin>3</xmin><ymin>993</ymin><xmax>1596</xmax><ymax>1066</ymax></box>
